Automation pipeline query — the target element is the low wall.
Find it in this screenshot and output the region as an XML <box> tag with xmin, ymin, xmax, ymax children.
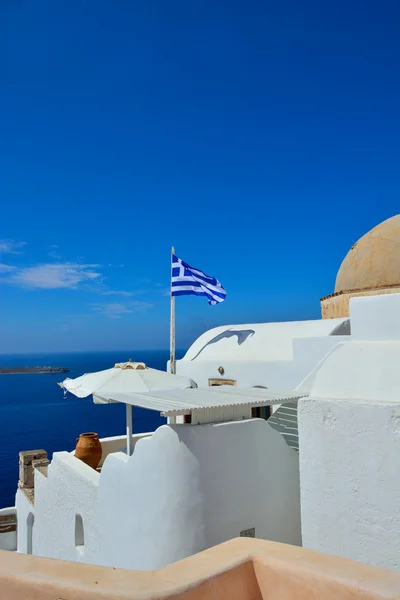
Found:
<box><xmin>0</xmin><ymin>507</ymin><xmax>17</xmax><ymax>551</ymax></box>
<box><xmin>1</xmin><ymin>538</ymin><xmax>399</xmax><ymax>600</ymax></box>
<box><xmin>20</xmin><ymin>421</ymin><xmax>300</xmax><ymax>570</ymax></box>
<box><xmin>97</xmin><ymin>432</ymin><xmax>153</xmax><ymax>467</ymax></box>
<box><xmin>98</xmin><ymin>419</ymin><xmax>301</xmax><ymax>570</ymax></box>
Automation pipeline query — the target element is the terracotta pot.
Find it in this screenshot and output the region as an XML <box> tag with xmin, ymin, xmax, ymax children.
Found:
<box><xmin>75</xmin><ymin>432</ymin><xmax>102</xmax><ymax>470</ymax></box>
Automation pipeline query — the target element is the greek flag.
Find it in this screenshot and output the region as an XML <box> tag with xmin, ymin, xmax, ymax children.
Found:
<box><xmin>171</xmin><ymin>255</ymin><xmax>226</xmax><ymax>305</ymax></box>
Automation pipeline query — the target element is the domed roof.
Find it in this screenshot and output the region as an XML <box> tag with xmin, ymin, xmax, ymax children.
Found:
<box><xmin>335</xmin><ymin>215</ymin><xmax>400</xmax><ymax>294</ymax></box>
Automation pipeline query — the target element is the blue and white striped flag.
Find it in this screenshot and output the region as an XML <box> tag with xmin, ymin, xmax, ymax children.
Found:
<box><xmin>171</xmin><ymin>255</ymin><xmax>226</xmax><ymax>305</ymax></box>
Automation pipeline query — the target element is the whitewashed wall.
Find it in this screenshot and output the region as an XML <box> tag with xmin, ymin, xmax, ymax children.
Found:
<box><xmin>16</xmin><ymin>489</ymin><xmax>34</xmax><ymax>554</ymax></box>
<box><xmin>300</xmin><ymin>393</ymin><xmax>400</xmax><ymax>572</ymax></box>
<box><xmin>351</xmin><ymin>293</ymin><xmax>400</xmax><ymax>340</ymax></box>
<box><xmin>182</xmin><ymin>319</ymin><xmax>349</xmax><ymax>363</ymax></box>
<box><xmin>30</xmin><ymin>453</ymin><xmax>100</xmax><ymax>563</ymax></box>
<box><xmin>98</xmin><ymin>419</ymin><xmax>301</xmax><ymax>570</ymax></box>
<box><xmin>23</xmin><ymin>419</ymin><xmax>300</xmax><ymax>570</ymax></box>
<box><xmin>175</xmin><ymin>328</ymin><xmax>350</xmax><ymax>391</ymax></box>
<box><xmin>96</xmin><ymin>432</ymin><xmax>153</xmax><ymax>467</ymax></box>
<box><xmin>299</xmin><ymin>294</ymin><xmax>400</xmax><ymax>572</ymax></box>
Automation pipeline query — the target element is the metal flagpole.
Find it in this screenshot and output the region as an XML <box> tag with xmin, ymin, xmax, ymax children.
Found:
<box><xmin>170</xmin><ymin>247</ymin><xmax>176</xmax><ymax>374</ymax></box>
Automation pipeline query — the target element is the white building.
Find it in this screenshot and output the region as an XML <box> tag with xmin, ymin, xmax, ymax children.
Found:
<box><xmin>174</xmin><ymin>318</ymin><xmax>350</xmax><ymax>391</ymax></box>
<box><xmin>15</xmin><ymin>392</ymin><xmax>307</xmax><ymax>569</ymax></box>
<box><xmin>2</xmin><ymin>215</ymin><xmax>400</xmax><ymax>574</ymax></box>
<box><xmin>299</xmin><ymin>293</ymin><xmax>400</xmax><ymax>572</ymax></box>
<box><xmin>13</xmin><ymin>314</ymin><xmax>343</xmax><ymax>570</ymax></box>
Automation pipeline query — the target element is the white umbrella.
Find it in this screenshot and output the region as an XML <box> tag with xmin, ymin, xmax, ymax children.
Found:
<box><xmin>59</xmin><ymin>360</ymin><xmax>196</xmax><ymax>454</ymax></box>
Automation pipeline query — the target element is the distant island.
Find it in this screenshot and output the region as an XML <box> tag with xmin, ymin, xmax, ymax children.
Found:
<box><xmin>0</xmin><ymin>367</ymin><xmax>70</xmax><ymax>375</ymax></box>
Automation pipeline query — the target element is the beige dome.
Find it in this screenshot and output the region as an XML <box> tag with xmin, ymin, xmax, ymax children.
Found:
<box><xmin>335</xmin><ymin>215</ymin><xmax>400</xmax><ymax>294</ymax></box>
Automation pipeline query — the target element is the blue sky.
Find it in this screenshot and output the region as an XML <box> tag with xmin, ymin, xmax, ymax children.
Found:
<box><xmin>1</xmin><ymin>0</ymin><xmax>400</xmax><ymax>353</ymax></box>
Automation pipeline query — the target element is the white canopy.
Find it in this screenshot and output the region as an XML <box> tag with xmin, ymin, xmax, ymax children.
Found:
<box><xmin>59</xmin><ymin>361</ymin><xmax>196</xmax><ymax>404</ymax></box>
<box><xmin>107</xmin><ymin>387</ymin><xmax>304</xmax><ymax>415</ymax></box>
<box><xmin>59</xmin><ymin>360</ymin><xmax>196</xmax><ymax>455</ymax></box>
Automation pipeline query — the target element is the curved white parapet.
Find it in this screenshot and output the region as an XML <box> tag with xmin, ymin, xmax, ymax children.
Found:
<box><xmin>183</xmin><ymin>319</ymin><xmax>349</xmax><ymax>363</ymax></box>
<box><xmin>69</xmin><ymin>433</ymin><xmax>154</xmax><ymax>467</ymax></box>
<box><xmin>18</xmin><ymin>419</ymin><xmax>301</xmax><ymax>570</ymax></box>
<box><xmin>174</xmin><ymin>318</ymin><xmax>351</xmax><ymax>391</ymax></box>
<box><xmin>98</xmin><ymin>419</ymin><xmax>301</xmax><ymax>571</ymax></box>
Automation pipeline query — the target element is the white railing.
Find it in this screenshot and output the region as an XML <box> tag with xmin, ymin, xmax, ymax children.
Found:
<box><xmin>268</xmin><ymin>403</ymin><xmax>299</xmax><ymax>452</ymax></box>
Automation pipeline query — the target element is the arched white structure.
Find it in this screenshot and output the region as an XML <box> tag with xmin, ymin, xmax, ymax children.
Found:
<box><xmin>174</xmin><ymin>319</ymin><xmax>351</xmax><ymax>391</ymax></box>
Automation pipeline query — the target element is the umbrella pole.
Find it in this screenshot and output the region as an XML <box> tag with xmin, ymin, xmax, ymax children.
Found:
<box><xmin>126</xmin><ymin>404</ymin><xmax>133</xmax><ymax>455</ymax></box>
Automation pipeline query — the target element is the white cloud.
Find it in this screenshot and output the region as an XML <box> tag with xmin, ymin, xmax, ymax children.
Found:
<box><xmin>0</xmin><ymin>240</ymin><xmax>26</xmax><ymax>254</ymax></box>
<box><xmin>92</xmin><ymin>301</ymin><xmax>152</xmax><ymax>319</ymax></box>
<box><xmin>100</xmin><ymin>290</ymin><xmax>137</xmax><ymax>297</ymax></box>
<box><xmin>7</xmin><ymin>263</ymin><xmax>101</xmax><ymax>289</ymax></box>
<box><xmin>0</xmin><ymin>264</ymin><xmax>15</xmax><ymax>273</ymax></box>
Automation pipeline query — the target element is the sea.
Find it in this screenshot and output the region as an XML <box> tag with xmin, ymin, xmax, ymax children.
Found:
<box><xmin>0</xmin><ymin>350</ymin><xmax>184</xmax><ymax>508</ymax></box>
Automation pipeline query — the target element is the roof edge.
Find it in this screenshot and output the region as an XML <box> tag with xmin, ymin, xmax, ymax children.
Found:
<box><xmin>320</xmin><ymin>282</ymin><xmax>400</xmax><ymax>302</ymax></box>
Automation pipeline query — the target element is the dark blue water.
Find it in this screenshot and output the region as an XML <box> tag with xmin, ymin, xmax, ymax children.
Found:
<box><xmin>0</xmin><ymin>350</ymin><xmax>184</xmax><ymax>508</ymax></box>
